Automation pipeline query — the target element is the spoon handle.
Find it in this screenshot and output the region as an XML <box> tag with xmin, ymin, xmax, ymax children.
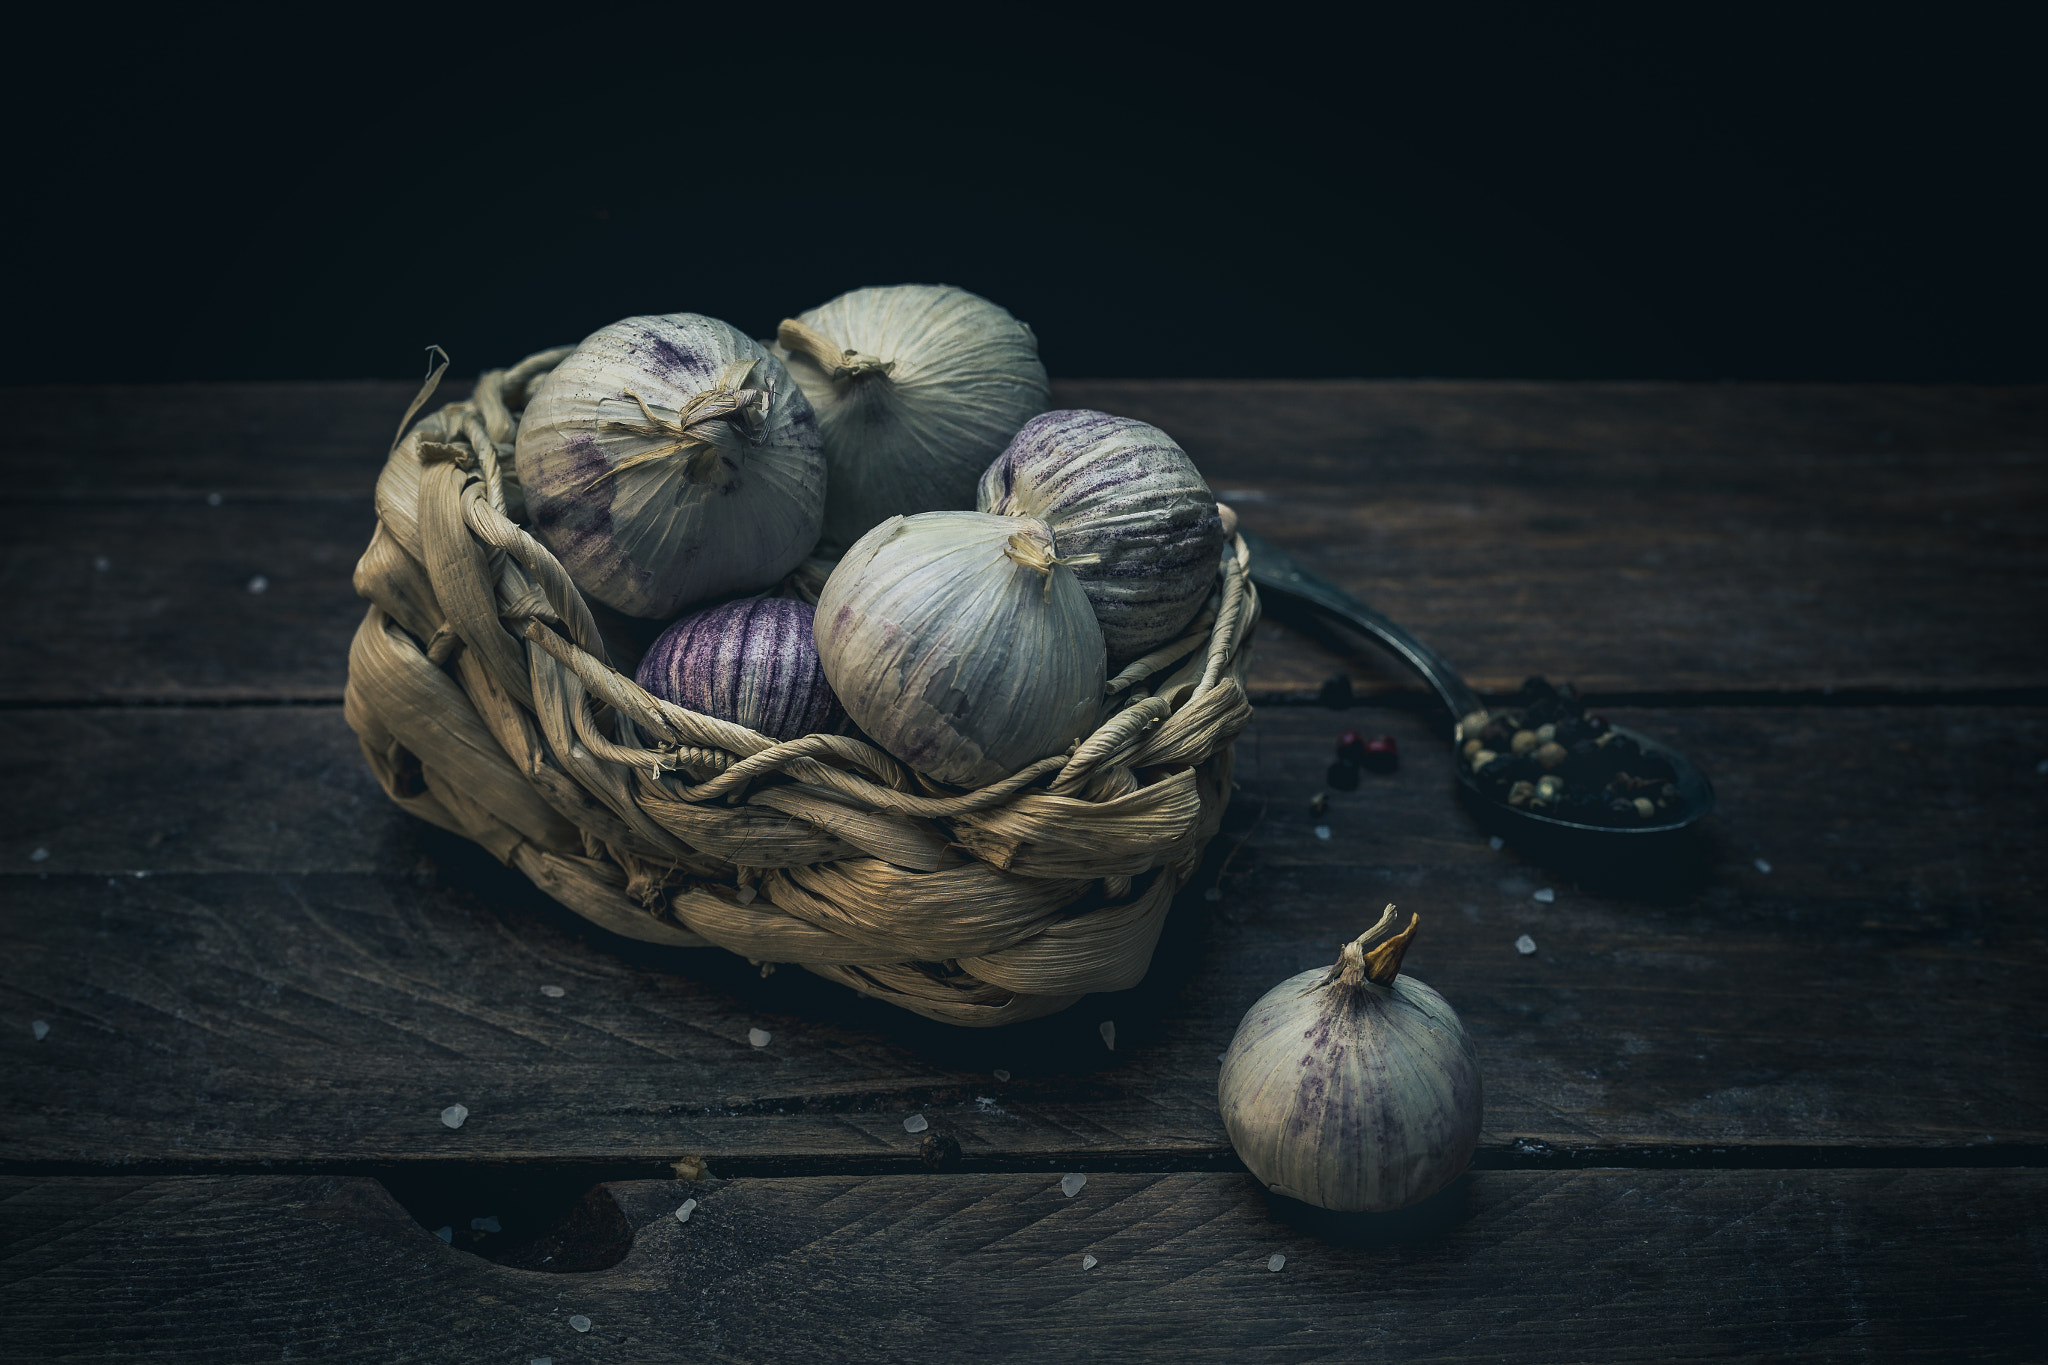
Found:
<box><xmin>1238</xmin><ymin>526</ymin><xmax>1483</xmax><ymax>723</ymax></box>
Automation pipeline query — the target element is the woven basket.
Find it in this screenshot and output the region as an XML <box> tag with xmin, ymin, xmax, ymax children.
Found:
<box><xmin>344</xmin><ymin>349</ymin><xmax>1259</xmax><ymax>1025</ymax></box>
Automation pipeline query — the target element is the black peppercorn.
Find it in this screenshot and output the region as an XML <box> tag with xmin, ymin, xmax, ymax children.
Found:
<box><xmin>920</xmin><ymin>1132</ymin><xmax>962</xmax><ymax>1170</ymax></box>
<box><xmin>1361</xmin><ymin>735</ymin><xmax>1398</xmax><ymax>773</ymax></box>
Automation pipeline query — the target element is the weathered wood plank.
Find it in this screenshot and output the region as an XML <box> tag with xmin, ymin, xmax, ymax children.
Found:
<box><xmin>3</xmin><ymin>1169</ymin><xmax>2042</xmax><ymax>1361</ymax></box>
<box><xmin>0</xmin><ymin>500</ymin><xmax>374</xmax><ymax>701</ymax></box>
<box><xmin>4</xmin><ymin>383</ymin><xmax>2041</xmax><ymax>700</ymax></box>
<box><xmin>4</xmin><ymin>705</ymin><xmax>2041</xmax><ymax>1162</ymax></box>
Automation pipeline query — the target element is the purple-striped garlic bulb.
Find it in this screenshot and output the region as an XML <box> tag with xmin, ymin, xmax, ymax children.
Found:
<box><xmin>634</xmin><ymin>597</ymin><xmax>846</xmax><ymax>742</ymax></box>
<box><xmin>517</xmin><ymin>313</ymin><xmax>825</xmax><ymax>619</ymax></box>
<box><xmin>978</xmin><ymin>410</ymin><xmax>1225</xmax><ymax>660</ymax></box>
<box><xmin>1218</xmin><ymin>906</ymin><xmax>1482</xmax><ymax>1212</ymax></box>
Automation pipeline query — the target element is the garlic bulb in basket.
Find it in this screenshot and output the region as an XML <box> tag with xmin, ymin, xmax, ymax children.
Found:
<box><xmin>517</xmin><ymin>314</ymin><xmax>825</xmax><ymax>618</ymax></box>
<box><xmin>636</xmin><ymin>597</ymin><xmax>846</xmax><ymax>742</ymax></box>
<box><xmin>979</xmin><ymin>409</ymin><xmax>1226</xmax><ymax>659</ymax></box>
<box><xmin>773</xmin><ymin>285</ymin><xmax>1049</xmax><ymax>551</ymax></box>
<box><xmin>1218</xmin><ymin>906</ymin><xmax>1482</xmax><ymax>1212</ymax></box>
<box><xmin>814</xmin><ymin>511</ymin><xmax>1105</xmax><ymax>787</ymax></box>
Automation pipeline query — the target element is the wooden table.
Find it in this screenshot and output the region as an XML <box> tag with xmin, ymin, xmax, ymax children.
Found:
<box><xmin>3</xmin><ymin>381</ymin><xmax>2043</xmax><ymax>1361</ymax></box>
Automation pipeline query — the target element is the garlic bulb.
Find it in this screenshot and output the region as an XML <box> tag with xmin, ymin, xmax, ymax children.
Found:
<box><xmin>635</xmin><ymin>597</ymin><xmax>846</xmax><ymax>742</ymax></box>
<box><xmin>979</xmin><ymin>410</ymin><xmax>1226</xmax><ymax>659</ymax></box>
<box><xmin>1218</xmin><ymin>906</ymin><xmax>1482</xmax><ymax>1212</ymax></box>
<box><xmin>772</xmin><ymin>285</ymin><xmax>1049</xmax><ymax>551</ymax></box>
<box><xmin>814</xmin><ymin>511</ymin><xmax>1106</xmax><ymax>787</ymax></box>
<box><xmin>517</xmin><ymin>314</ymin><xmax>825</xmax><ymax>618</ymax></box>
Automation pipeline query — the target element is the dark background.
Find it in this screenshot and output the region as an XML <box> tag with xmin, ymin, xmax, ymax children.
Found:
<box><xmin>7</xmin><ymin>6</ymin><xmax>2040</xmax><ymax>382</ymax></box>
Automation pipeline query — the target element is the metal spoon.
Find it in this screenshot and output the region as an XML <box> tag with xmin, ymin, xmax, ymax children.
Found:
<box><xmin>1239</xmin><ymin>526</ymin><xmax>1714</xmax><ymax>840</ymax></box>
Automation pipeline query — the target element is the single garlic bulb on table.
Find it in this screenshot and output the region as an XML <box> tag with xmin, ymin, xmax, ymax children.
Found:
<box><xmin>979</xmin><ymin>409</ymin><xmax>1226</xmax><ymax>660</ymax></box>
<box><xmin>772</xmin><ymin>284</ymin><xmax>1049</xmax><ymax>550</ymax></box>
<box><xmin>1218</xmin><ymin>906</ymin><xmax>1483</xmax><ymax>1211</ymax></box>
<box><xmin>517</xmin><ymin>313</ymin><xmax>825</xmax><ymax>618</ymax></box>
<box><xmin>814</xmin><ymin>510</ymin><xmax>1106</xmax><ymax>788</ymax></box>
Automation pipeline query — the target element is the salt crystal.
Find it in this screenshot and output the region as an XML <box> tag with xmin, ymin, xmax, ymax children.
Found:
<box><xmin>2037</xmin><ymin>758</ymin><xmax>2048</xmax><ymax>776</ymax></box>
<box><xmin>471</xmin><ymin>1215</ymin><xmax>500</xmax><ymax>1233</ymax></box>
<box><xmin>246</xmin><ymin>575</ymin><xmax>269</xmax><ymax>595</ymax></box>
<box><xmin>1203</xmin><ymin>886</ymin><xmax>1222</xmax><ymax>901</ymax></box>
<box><xmin>206</xmin><ymin>492</ymin><xmax>223</xmax><ymax>506</ymax></box>
<box><xmin>532</xmin><ymin>1359</ymin><xmax>553</xmax><ymax>1365</ymax></box>
<box><xmin>675</xmin><ymin>1198</ymin><xmax>698</xmax><ymax>1223</ymax></box>
<box><xmin>1489</xmin><ymin>836</ymin><xmax>1504</xmax><ymax>850</ymax></box>
<box><xmin>1267</xmin><ymin>1253</ymin><xmax>1286</xmax><ymax>1272</ymax></box>
<box><xmin>29</xmin><ymin>847</ymin><xmax>48</xmax><ymax>863</ymax></box>
<box><xmin>32</xmin><ymin>1020</ymin><xmax>50</xmax><ymax>1040</ymax></box>
<box><xmin>1217</xmin><ymin>1053</ymin><xmax>1228</xmax><ymax>1063</ymax></box>
<box><xmin>976</xmin><ymin>1096</ymin><xmax>996</xmax><ymax>1111</ymax></box>
<box><xmin>1312</xmin><ymin>824</ymin><xmax>1331</xmax><ymax>841</ymax></box>
<box><xmin>440</xmin><ymin>1103</ymin><xmax>468</xmax><ymax>1129</ymax></box>
<box><xmin>733</xmin><ymin>885</ymin><xmax>758</xmax><ymax>905</ymax></box>
<box><xmin>539</xmin><ymin>984</ymin><xmax>565</xmax><ymax>998</ymax></box>
<box><xmin>1754</xmin><ymin>858</ymin><xmax>1773</xmax><ymax>874</ymax></box>
<box><xmin>93</xmin><ymin>556</ymin><xmax>110</xmax><ymax>572</ymax></box>
<box><xmin>903</xmin><ymin>1114</ymin><xmax>929</xmax><ymax>1133</ymax></box>
<box><xmin>1533</xmin><ymin>887</ymin><xmax>1555</xmax><ymax>904</ymax></box>
<box><xmin>748</xmin><ymin>1027</ymin><xmax>771</xmax><ymax>1048</ymax></box>
<box><xmin>1099</xmin><ymin>1020</ymin><xmax>1116</xmax><ymax>1051</ymax></box>
<box><xmin>568</xmin><ymin>1315</ymin><xmax>591</xmax><ymax>1333</ymax></box>
<box><xmin>993</xmin><ymin>1069</ymin><xmax>1011</xmax><ymax>1082</ymax></box>
<box><xmin>434</xmin><ymin>1225</ymin><xmax>452</xmax><ymax>1243</ymax></box>
<box><xmin>1515</xmin><ymin>934</ymin><xmax>1537</xmax><ymax>956</ymax></box>
<box><xmin>1060</xmin><ymin>1173</ymin><xmax>1086</xmax><ymax>1198</ymax></box>
<box><xmin>1082</xmin><ymin>1254</ymin><xmax>1098</xmax><ymax>1269</ymax></box>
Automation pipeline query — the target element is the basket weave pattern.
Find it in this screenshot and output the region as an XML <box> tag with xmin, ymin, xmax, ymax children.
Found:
<box><xmin>344</xmin><ymin>353</ymin><xmax>1259</xmax><ymax>1025</ymax></box>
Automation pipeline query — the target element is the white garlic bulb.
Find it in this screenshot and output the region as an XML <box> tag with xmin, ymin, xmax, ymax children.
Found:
<box><xmin>814</xmin><ymin>511</ymin><xmax>1106</xmax><ymax>788</ymax></box>
<box><xmin>772</xmin><ymin>285</ymin><xmax>1049</xmax><ymax>551</ymax></box>
<box><xmin>979</xmin><ymin>409</ymin><xmax>1226</xmax><ymax>659</ymax></box>
<box><xmin>1218</xmin><ymin>906</ymin><xmax>1482</xmax><ymax>1212</ymax></box>
<box><xmin>517</xmin><ymin>314</ymin><xmax>825</xmax><ymax>618</ymax></box>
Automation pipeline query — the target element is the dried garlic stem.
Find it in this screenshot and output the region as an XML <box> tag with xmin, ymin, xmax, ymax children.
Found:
<box><xmin>777</xmin><ymin>317</ymin><xmax>896</xmax><ymax>382</ymax></box>
<box><xmin>1003</xmin><ymin>530</ymin><xmax>1104</xmax><ymax>603</ymax></box>
<box><xmin>1324</xmin><ymin>904</ymin><xmax>1420</xmax><ymax>992</ymax></box>
<box><xmin>589</xmin><ymin>360</ymin><xmax>767</xmax><ymax>487</ymax></box>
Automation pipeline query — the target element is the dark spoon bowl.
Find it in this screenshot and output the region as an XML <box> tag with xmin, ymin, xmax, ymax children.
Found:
<box><xmin>1237</xmin><ymin>525</ymin><xmax>1716</xmax><ymax>842</ymax></box>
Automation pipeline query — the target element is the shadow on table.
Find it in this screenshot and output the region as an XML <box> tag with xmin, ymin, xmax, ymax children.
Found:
<box><xmin>1266</xmin><ymin>1174</ymin><xmax>1476</xmax><ymax>1245</ymax></box>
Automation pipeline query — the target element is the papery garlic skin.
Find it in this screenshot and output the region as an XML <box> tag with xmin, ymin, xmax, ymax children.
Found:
<box><xmin>773</xmin><ymin>285</ymin><xmax>1049</xmax><ymax>551</ymax></box>
<box><xmin>1219</xmin><ymin>913</ymin><xmax>1482</xmax><ymax>1212</ymax></box>
<box><xmin>815</xmin><ymin>511</ymin><xmax>1106</xmax><ymax>787</ymax></box>
<box><xmin>979</xmin><ymin>410</ymin><xmax>1226</xmax><ymax>659</ymax></box>
<box><xmin>517</xmin><ymin>314</ymin><xmax>825</xmax><ymax>618</ymax></box>
<box><xmin>636</xmin><ymin>597</ymin><xmax>846</xmax><ymax>742</ymax></box>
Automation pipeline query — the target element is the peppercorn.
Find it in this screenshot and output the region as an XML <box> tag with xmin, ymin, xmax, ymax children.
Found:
<box><xmin>1632</xmin><ymin>796</ymin><xmax>1657</xmax><ymax>821</ymax></box>
<box><xmin>1361</xmin><ymin>735</ymin><xmax>1399</xmax><ymax>773</ymax></box>
<box><xmin>1310</xmin><ymin>791</ymin><xmax>1329</xmax><ymax>816</ymax></box>
<box><xmin>1471</xmin><ymin>748</ymin><xmax>1499</xmax><ymax>771</ymax></box>
<box><xmin>1508</xmin><ymin>780</ymin><xmax>1535</xmax><ymax>807</ymax></box>
<box><xmin>1336</xmin><ymin>730</ymin><xmax>1367</xmax><ymax>765</ymax></box>
<box><xmin>1463</xmin><ymin>738</ymin><xmax>1484</xmax><ymax>760</ymax></box>
<box><xmin>1536</xmin><ymin>742</ymin><xmax>1569</xmax><ymax>769</ymax></box>
<box><xmin>1510</xmin><ymin>729</ymin><xmax>1539</xmax><ymax>756</ymax></box>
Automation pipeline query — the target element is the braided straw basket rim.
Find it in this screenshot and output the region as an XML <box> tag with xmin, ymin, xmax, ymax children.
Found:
<box><xmin>343</xmin><ymin>348</ymin><xmax>1259</xmax><ymax>1026</ymax></box>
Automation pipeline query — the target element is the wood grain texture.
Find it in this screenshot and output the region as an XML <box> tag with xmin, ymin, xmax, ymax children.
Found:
<box><xmin>3</xmin><ymin>1169</ymin><xmax>2042</xmax><ymax>1362</ymax></box>
<box><xmin>5</xmin><ymin>705</ymin><xmax>2041</xmax><ymax>1163</ymax></box>
<box><xmin>3</xmin><ymin>382</ymin><xmax>2041</xmax><ymax>700</ymax></box>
